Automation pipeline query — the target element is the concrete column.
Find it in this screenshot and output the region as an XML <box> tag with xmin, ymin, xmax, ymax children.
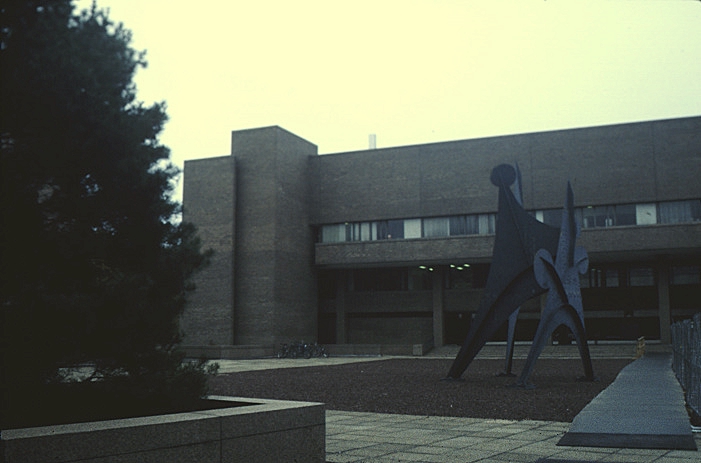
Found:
<box><xmin>432</xmin><ymin>267</ymin><xmax>445</xmax><ymax>347</ymax></box>
<box><xmin>335</xmin><ymin>270</ymin><xmax>347</xmax><ymax>344</ymax></box>
<box><xmin>658</xmin><ymin>264</ymin><xmax>671</xmax><ymax>344</ymax></box>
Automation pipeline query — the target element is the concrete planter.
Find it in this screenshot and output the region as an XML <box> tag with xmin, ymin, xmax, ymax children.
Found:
<box><xmin>1</xmin><ymin>396</ymin><xmax>325</xmax><ymax>463</ymax></box>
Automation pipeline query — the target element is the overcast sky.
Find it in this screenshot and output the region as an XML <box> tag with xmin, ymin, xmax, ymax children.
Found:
<box><xmin>76</xmin><ymin>0</ymin><xmax>701</xmax><ymax>199</ymax></box>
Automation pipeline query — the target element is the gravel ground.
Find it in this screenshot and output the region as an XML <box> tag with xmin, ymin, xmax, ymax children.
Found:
<box><xmin>208</xmin><ymin>358</ymin><xmax>632</xmax><ymax>423</ymax></box>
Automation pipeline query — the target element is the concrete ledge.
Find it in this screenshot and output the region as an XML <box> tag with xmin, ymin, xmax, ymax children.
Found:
<box><xmin>1</xmin><ymin>396</ymin><xmax>325</xmax><ymax>463</ymax></box>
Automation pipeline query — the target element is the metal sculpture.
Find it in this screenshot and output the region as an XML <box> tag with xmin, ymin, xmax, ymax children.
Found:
<box><xmin>500</xmin><ymin>163</ymin><xmax>524</xmax><ymax>377</ymax></box>
<box><xmin>445</xmin><ymin>164</ymin><xmax>596</xmax><ymax>387</ymax></box>
<box><xmin>516</xmin><ymin>183</ymin><xmax>595</xmax><ymax>387</ymax></box>
<box><xmin>445</xmin><ymin>164</ymin><xmax>559</xmax><ymax>380</ymax></box>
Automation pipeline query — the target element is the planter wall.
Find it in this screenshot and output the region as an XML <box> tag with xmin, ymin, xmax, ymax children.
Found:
<box><xmin>1</xmin><ymin>396</ymin><xmax>325</xmax><ymax>463</ymax></box>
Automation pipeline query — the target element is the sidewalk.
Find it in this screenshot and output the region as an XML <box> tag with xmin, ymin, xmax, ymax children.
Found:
<box><xmin>212</xmin><ymin>343</ymin><xmax>700</xmax><ymax>462</ymax></box>
<box><xmin>326</xmin><ymin>410</ymin><xmax>700</xmax><ymax>463</ymax></box>
<box><xmin>559</xmin><ymin>351</ymin><xmax>697</xmax><ymax>451</ymax></box>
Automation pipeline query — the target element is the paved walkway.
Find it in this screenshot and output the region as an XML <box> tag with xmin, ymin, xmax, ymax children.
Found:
<box><xmin>326</xmin><ymin>410</ymin><xmax>699</xmax><ymax>462</ymax></box>
<box><xmin>212</xmin><ymin>343</ymin><xmax>700</xmax><ymax>462</ymax></box>
<box><xmin>559</xmin><ymin>352</ymin><xmax>697</xmax><ymax>451</ymax></box>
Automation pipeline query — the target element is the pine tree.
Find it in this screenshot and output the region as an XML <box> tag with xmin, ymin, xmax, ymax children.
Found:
<box><xmin>1</xmin><ymin>1</ymin><xmax>212</xmax><ymax>427</ymax></box>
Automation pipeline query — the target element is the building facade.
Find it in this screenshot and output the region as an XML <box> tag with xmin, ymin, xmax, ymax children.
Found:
<box><xmin>181</xmin><ymin>117</ymin><xmax>701</xmax><ymax>356</ymax></box>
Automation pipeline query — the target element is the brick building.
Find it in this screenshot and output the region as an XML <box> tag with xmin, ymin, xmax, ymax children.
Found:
<box><xmin>181</xmin><ymin>116</ymin><xmax>701</xmax><ymax>357</ymax></box>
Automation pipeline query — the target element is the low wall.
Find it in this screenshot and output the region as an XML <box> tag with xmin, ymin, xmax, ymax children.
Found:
<box><xmin>1</xmin><ymin>396</ymin><xmax>325</xmax><ymax>463</ymax></box>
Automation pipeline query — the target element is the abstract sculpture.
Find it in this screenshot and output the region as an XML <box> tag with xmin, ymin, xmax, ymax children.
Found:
<box><xmin>500</xmin><ymin>163</ymin><xmax>524</xmax><ymax>378</ymax></box>
<box><xmin>445</xmin><ymin>164</ymin><xmax>596</xmax><ymax>387</ymax></box>
<box><xmin>516</xmin><ymin>182</ymin><xmax>595</xmax><ymax>387</ymax></box>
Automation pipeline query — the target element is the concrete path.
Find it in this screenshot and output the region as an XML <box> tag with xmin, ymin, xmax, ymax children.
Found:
<box><xmin>326</xmin><ymin>410</ymin><xmax>700</xmax><ymax>462</ymax></box>
<box><xmin>559</xmin><ymin>351</ymin><xmax>697</xmax><ymax>451</ymax></box>
<box><xmin>210</xmin><ymin>343</ymin><xmax>700</xmax><ymax>462</ymax></box>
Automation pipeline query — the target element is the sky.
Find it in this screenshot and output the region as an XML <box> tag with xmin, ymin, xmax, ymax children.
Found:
<box><xmin>75</xmin><ymin>0</ymin><xmax>701</xmax><ymax>200</ymax></box>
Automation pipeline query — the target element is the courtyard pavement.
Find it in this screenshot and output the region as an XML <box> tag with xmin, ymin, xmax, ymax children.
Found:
<box><xmin>212</xmin><ymin>343</ymin><xmax>700</xmax><ymax>462</ymax></box>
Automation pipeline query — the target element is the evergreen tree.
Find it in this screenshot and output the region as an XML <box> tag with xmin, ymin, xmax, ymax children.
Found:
<box><xmin>1</xmin><ymin>1</ymin><xmax>212</xmax><ymax>426</ymax></box>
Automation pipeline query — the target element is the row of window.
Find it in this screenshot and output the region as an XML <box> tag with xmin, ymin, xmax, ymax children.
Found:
<box><xmin>319</xmin><ymin>199</ymin><xmax>701</xmax><ymax>243</ymax></box>
<box><xmin>538</xmin><ymin>200</ymin><xmax>701</xmax><ymax>228</ymax></box>
<box><xmin>583</xmin><ymin>265</ymin><xmax>701</xmax><ymax>288</ymax></box>
<box><xmin>327</xmin><ymin>264</ymin><xmax>701</xmax><ymax>293</ymax></box>
<box><xmin>320</xmin><ymin>214</ymin><xmax>496</xmax><ymax>243</ymax></box>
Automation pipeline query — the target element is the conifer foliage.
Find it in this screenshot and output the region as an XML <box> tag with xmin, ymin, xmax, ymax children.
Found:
<box><xmin>0</xmin><ymin>1</ymin><xmax>212</xmax><ymax>426</ymax></box>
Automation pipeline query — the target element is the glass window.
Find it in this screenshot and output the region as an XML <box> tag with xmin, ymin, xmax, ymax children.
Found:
<box><xmin>583</xmin><ymin>205</ymin><xmax>612</xmax><ymax>227</ymax></box>
<box><xmin>581</xmin><ymin>206</ymin><xmax>598</xmax><ymax>228</ymax></box>
<box><xmin>636</xmin><ymin>203</ymin><xmax>657</xmax><ymax>225</ymax></box>
<box><xmin>478</xmin><ymin>214</ymin><xmax>495</xmax><ymax>234</ymax></box>
<box><xmin>449</xmin><ymin>215</ymin><xmax>479</xmax><ymax>236</ymax></box>
<box><xmin>347</xmin><ymin>222</ymin><xmax>371</xmax><ymax>241</ymax></box>
<box><xmin>615</xmin><ymin>204</ymin><xmax>636</xmax><ymax>226</ymax></box>
<box><xmin>360</xmin><ymin>222</ymin><xmax>371</xmax><ymax>240</ymax></box>
<box><xmin>423</xmin><ymin>217</ymin><xmax>449</xmax><ymax>237</ymax></box>
<box><xmin>603</xmin><ymin>206</ymin><xmax>616</xmax><ymax>227</ymax></box>
<box><xmin>658</xmin><ymin>200</ymin><xmax>701</xmax><ymax>224</ymax></box>
<box><xmin>605</xmin><ymin>269</ymin><xmax>620</xmax><ymax>287</ymax></box>
<box><xmin>629</xmin><ymin>267</ymin><xmax>655</xmax><ymax>287</ymax></box>
<box><xmin>376</xmin><ymin>220</ymin><xmax>404</xmax><ymax>239</ymax></box>
<box><xmin>587</xmin><ymin>267</ymin><xmax>603</xmax><ymax>287</ymax></box>
<box><xmin>321</xmin><ymin>224</ymin><xmax>346</xmax><ymax>242</ymax></box>
<box><xmin>388</xmin><ymin>220</ymin><xmax>404</xmax><ymax>239</ymax></box>
<box><xmin>580</xmin><ymin>205</ymin><xmax>633</xmax><ymax>228</ymax></box>
<box><xmin>671</xmin><ymin>266</ymin><xmax>701</xmax><ymax>285</ymax></box>
<box><xmin>404</xmin><ymin>219</ymin><xmax>422</xmax><ymax>239</ymax></box>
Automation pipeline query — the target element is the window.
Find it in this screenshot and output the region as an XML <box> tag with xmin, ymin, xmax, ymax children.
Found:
<box><xmin>579</xmin><ymin>204</ymin><xmax>637</xmax><ymax>228</ymax></box>
<box><xmin>404</xmin><ymin>219</ymin><xmax>422</xmax><ymax>239</ymax></box>
<box><xmin>478</xmin><ymin>214</ymin><xmax>495</xmax><ymax>234</ymax></box>
<box><xmin>346</xmin><ymin>222</ymin><xmax>372</xmax><ymax>241</ymax></box>
<box><xmin>615</xmin><ymin>204</ymin><xmax>636</xmax><ymax>226</ymax></box>
<box><xmin>423</xmin><ymin>217</ymin><xmax>449</xmax><ymax>237</ymax></box>
<box><xmin>584</xmin><ymin>267</ymin><xmax>604</xmax><ymax>288</ymax></box>
<box><xmin>317</xmin><ymin>198</ymin><xmax>701</xmax><ymax>243</ymax></box>
<box><xmin>671</xmin><ymin>266</ymin><xmax>701</xmax><ymax>285</ymax></box>
<box><xmin>581</xmin><ymin>206</ymin><xmax>614</xmax><ymax>228</ymax></box>
<box><xmin>376</xmin><ymin>220</ymin><xmax>405</xmax><ymax>239</ymax></box>
<box><xmin>636</xmin><ymin>204</ymin><xmax>657</xmax><ymax>225</ymax></box>
<box><xmin>321</xmin><ymin>224</ymin><xmax>345</xmax><ymax>242</ymax></box>
<box><xmin>629</xmin><ymin>267</ymin><xmax>655</xmax><ymax>287</ymax></box>
<box><xmin>658</xmin><ymin>200</ymin><xmax>701</xmax><ymax>224</ymax></box>
<box><xmin>388</xmin><ymin>220</ymin><xmax>404</xmax><ymax>239</ymax></box>
<box><xmin>583</xmin><ymin>267</ymin><xmax>627</xmax><ymax>288</ymax></box>
<box><xmin>604</xmin><ymin>269</ymin><xmax>619</xmax><ymax>287</ymax></box>
<box><xmin>449</xmin><ymin>215</ymin><xmax>479</xmax><ymax>235</ymax></box>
